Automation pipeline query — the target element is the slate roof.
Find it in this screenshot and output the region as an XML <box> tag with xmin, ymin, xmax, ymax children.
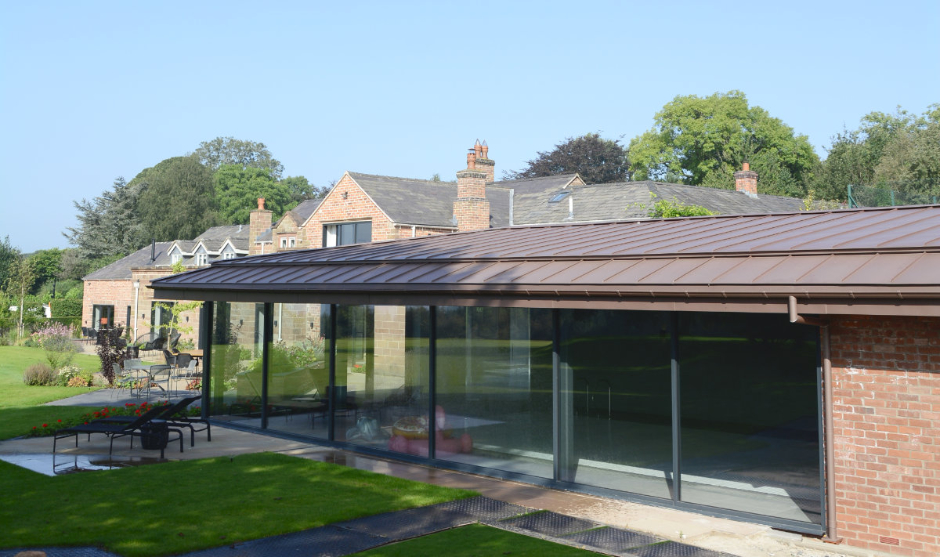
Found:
<box><xmin>193</xmin><ymin>225</ymin><xmax>251</xmax><ymax>251</ymax></box>
<box><xmin>85</xmin><ymin>225</ymin><xmax>253</xmax><ymax>281</ymax></box>
<box><xmin>346</xmin><ymin>172</ymin><xmax>805</xmax><ymax>228</ymax></box>
<box><xmin>510</xmin><ymin>181</ymin><xmax>806</xmax><ymax>225</ymax></box>
<box><xmin>84</xmin><ymin>242</ymin><xmax>174</xmax><ymax>280</ymax></box>
<box><xmin>293</xmin><ymin>198</ymin><xmax>323</xmax><ymax>223</ymax></box>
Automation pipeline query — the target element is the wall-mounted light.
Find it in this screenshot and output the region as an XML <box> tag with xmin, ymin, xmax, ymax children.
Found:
<box><xmin>342</xmin><ymin>191</ymin><xmax>348</xmax><ymax>200</ymax></box>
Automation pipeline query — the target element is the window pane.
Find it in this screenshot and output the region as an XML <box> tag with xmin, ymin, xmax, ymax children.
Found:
<box><xmin>334</xmin><ymin>306</ymin><xmax>430</xmax><ymax>455</ymax></box>
<box><xmin>355</xmin><ymin>222</ymin><xmax>371</xmax><ymax>244</ymax></box>
<box><xmin>559</xmin><ymin>309</ymin><xmax>673</xmax><ymax>499</ymax></box>
<box><xmin>678</xmin><ymin>312</ymin><xmax>821</xmax><ymax>524</ymax></box>
<box><xmin>266</xmin><ymin>303</ymin><xmax>331</xmax><ymax>439</ymax></box>
<box><xmin>208</xmin><ymin>302</ymin><xmax>265</xmax><ymax>424</ymax></box>
<box><xmin>434</xmin><ymin>306</ymin><xmax>553</xmax><ymax>478</ymax></box>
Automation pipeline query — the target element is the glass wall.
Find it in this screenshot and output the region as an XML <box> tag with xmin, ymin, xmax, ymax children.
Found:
<box><xmin>435</xmin><ymin>307</ymin><xmax>554</xmax><ymax>478</ymax></box>
<box><xmin>335</xmin><ymin>306</ymin><xmax>430</xmax><ymax>456</ymax></box>
<box><xmin>678</xmin><ymin>313</ymin><xmax>820</xmax><ymax>523</ymax></box>
<box><xmin>202</xmin><ymin>302</ymin><xmax>821</xmax><ymax>527</ymax></box>
<box><xmin>559</xmin><ymin>309</ymin><xmax>673</xmax><ymax>499</ymax></box>
<box><xmin>266</xmin><ymin>303</ymin><xmax>331</xmax><ymax>439</ymax></box>
<box><xmin>207</xmin><ymin>302</ymin><xmax>264</xmax><ymax>423</ymax></box>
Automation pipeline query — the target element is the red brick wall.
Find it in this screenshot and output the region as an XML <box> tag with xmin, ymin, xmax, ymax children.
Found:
<box><xmin>303</xmin><ymin>174</ymin><xmax>396</xmax><ymax>248</ymax></box>
<box><xmin>830</xmin><ymin>315</ymin><xmax>940</xmax><ymax>556</ymax></box>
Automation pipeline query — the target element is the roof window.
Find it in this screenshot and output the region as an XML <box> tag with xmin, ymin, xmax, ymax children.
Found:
<box><xmin>549</xmin><ymin>191</ymin><xmax>570</xmax><ymax>203</ymax></box>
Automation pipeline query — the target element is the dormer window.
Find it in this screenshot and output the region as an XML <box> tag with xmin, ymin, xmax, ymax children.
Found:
<box><xmin>171</xmin><ymin>253</ymin><xmax>182</xmax><ymax>264</ymax></box>
<box><xmin>196</xmin><ymin>253</ymin><xmax>208</xmax><ymax>266</ymax></box>
<box><xmin>222</xmin><ymin>252</ymin><xmax>235</xmax><ymax>260</ymax></box>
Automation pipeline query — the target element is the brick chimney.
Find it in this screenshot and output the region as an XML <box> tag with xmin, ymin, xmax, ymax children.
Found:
<box><xmin>249</xmin><ymin>197</ymin><xmax>272</xmax><ymax>255</ymax></box>
<box><xmin>454</xmin><ymin>141</ymin><xmax>491</xmax><ymax>232</ymax></box>
<box><xmin>734</xmin><ymin>162</ymin><xmax>758</xmax><ymax>198</ymax></box>
<box><xmin>473</xmin><ymin>139</ymin><xmax>495</xmax><ymax>183</ymax></box>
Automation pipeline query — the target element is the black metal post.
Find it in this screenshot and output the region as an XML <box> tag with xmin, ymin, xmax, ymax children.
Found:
<box><xmin>261</xmin><ymin>303</ymin><xmax>273</xmax><ymax>429</ymax></box>
<box><xmin>428</xmin><ymin>306</ymin><xmax>437</xmax><ymax>459</ymax></box>
<box><xmin>199</xmin><ymin>301</ymin><xmax>213</xmax><ymax>421</ymax></box>
<box><xmin>671</xmin><ymin>312</ymin><xmax>681</xmax><ymax>502</ymax></box>
<box><xmin>328</xmin><ymin>304</ymin><xmax>337</xmax><ymax>442</ymax></box>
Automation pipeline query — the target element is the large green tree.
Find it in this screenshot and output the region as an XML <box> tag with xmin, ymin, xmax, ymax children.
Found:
<box><xmin>629</xmin><ymin>91</ymin><xmax>819</xmax><ymax>197</ymax></box>
<box><xmin>64</xmin><ymin>176</ymin><xmax>147</xmax><ymax>259</ymax></box>
<box><xmin>194</xmin><ymin>137</ymin><xmax>284</xmax><ymax>180</ymax></box>
<box><xmin>25</xmin><ymin>248</ymin><xmax>63</xmax><ymax>294</ymax></box>
<box><xmin>214</xmin><ymin>165</ymin><xmax>295</xmax><ymax>224</ymax></box>
<box><xmin>0</xmin><ymin>236</ymin><xmax>18</xmax><ymax>293</ymax></box>
<box><xmin>136</xmin><ymin>155</ymin><xmax>218</xmax><ymax>241</ymax></box>
<box><xmin>808</xmin><ymin>105</ymin><xmax>939</xmax><ymax>201</ymax></box>
<box><xmin>505</xmin><ymin>133</ymin><xmax>630</xmax><ymax>184</ymax></box>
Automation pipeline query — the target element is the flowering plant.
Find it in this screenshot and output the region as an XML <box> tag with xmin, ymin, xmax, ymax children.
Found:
<box><xmin>186</xmin><ymin>379</ymin><xmax>202</xmax><ymax>391</ymax></box>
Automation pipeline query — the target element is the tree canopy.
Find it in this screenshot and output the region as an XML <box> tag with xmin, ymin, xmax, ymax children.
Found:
<box><xmin>64</xmin><ymin>176</ymin><xmax>147</xmax><ymax>259</ymax></box>
<box><xmin>505</xmin><ymin>133</ymin><xmax>630</xmax><ymax>184</ymax></box>
<box><xmin>0</xmin><ymin>236</ymin><xmax>19</xmax><ymax>292</ymax></box>
<box><xmin>628</xmin><ymin>91</ymin><xmax>819</xmax><ymax>197</ymax></box>
<box><xmin>807</xmin><ymin>105</ymin><xmax>940</xmax><ymax>201</ymax></box>
<box><xmin>214</xmin><ymin>165</ymin><xmax>295</xmax><ymax>224</ymax></box>
<box><xmin>194</xmin><ymin>137</ymin><xmax>284</xmax><ymax>180</ymax></box>
<box><xmin>135</xmin><ymin>155</ymin><xmax>218</xmax><ymax>241</ymax></box>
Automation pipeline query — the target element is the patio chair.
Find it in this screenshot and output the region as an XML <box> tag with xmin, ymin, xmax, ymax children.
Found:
<box><xmin>148</xmin><ymin>365</ymin><xmax>173</xmax><ymax>399</ymax></box>
<box><xmin>53</xmin><ymin>405</ymin><xmax>184</xmax><ymax>459</ymax></box>
<box><xmin>111</xmin><ymin>363</ymin><xmax>142</xmax><ymax>399</ymax></box>
<box><xmin>95</xmin><ymin>396</ymin><xmax>209</xmax><ymax>447</ymax></box>
<box><xmin>162</xmin><ymin>349</ymin><xmax>178</xmax><ymax>367</ymax></box>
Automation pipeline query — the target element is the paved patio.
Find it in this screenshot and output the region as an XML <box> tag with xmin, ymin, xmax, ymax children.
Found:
<box><xmin>0</xmin><ymin>391</ymin><xmax>869</xmax><ymax>557</ymax></box>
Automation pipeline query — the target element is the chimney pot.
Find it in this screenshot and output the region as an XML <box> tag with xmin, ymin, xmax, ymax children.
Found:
<box><xmin>742</xmin><ymin>162</ymin><xmax>750</xmax><ymax>172</ymax></box>
<box><xmin>257</xmin><ymin>198</ymin><xmax>265</xmax><ymax>210</ymax></box>
<box><xmin>481</xmin><ymin>141</ymin><xmax>489</xmax><ymax>159</ymax></box>
<box><xmin>467</xmin><ymin>150</ymin><xmax>476</xmax><ymax>169</ymax></box>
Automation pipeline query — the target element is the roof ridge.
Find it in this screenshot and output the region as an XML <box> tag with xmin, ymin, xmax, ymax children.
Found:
<box><xmin>348</xmin><ymin>171</ymin><xmax>454</xmax><ymax>185</ymax></box>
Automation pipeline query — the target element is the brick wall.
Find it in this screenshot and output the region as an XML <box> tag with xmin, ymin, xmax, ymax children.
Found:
<box><xmin>83</xmin><ymin>270</ymin><xmax>204</xmax><ymax>348</ymax></box>
<box><xmin>303</xmin><ymin>173</ymin><xmax>396</xmax><ymax>248</ymax></box>
<box><xmin>830</xmin><ymin>315</ymin><xmax>940</xmax><ymax>556</ymax></box>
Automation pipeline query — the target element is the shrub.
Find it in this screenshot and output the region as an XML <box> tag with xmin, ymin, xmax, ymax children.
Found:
<box><xmin>50</xmin><ymin>298</ymin><xmax>83</xmax><ymax>318</ymax></box>
<box><xmin>67</xmin><ymin>375</ymin><xmax>90</xmax><ymax>387</ymax></box>
<box><xmin>23</xmin><ymin>362</ymin><xmax>56</xmax><ymax>386</ymax></box>
<box><xmin>33</xmin><ymin>321</ymin><xmax>76</xmax><ymax>369</ymax></box>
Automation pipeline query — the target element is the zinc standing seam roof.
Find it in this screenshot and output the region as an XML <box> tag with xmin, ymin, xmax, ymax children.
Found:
<box><xmin>151</xmin><ymin>206</ymin><xmax>940</xmax><ymax>313</ymax></box>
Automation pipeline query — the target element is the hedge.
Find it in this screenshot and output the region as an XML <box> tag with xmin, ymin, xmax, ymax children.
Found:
<box><xmin>51</xmin><ymin>298</ymin><xmax>83</xmax><ymax>318</ymax></box>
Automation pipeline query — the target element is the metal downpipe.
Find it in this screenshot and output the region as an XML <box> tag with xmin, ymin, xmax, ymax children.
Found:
<box><xmin>789</xmin><ymin>296</ymin><xmax>839</xmax><ymax>542</ymax></box>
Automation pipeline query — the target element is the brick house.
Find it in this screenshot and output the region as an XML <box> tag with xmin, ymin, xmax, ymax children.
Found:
<box><xmin>82</xmin><ymin>225</ymin><xmax>252</xmax><ymax>346</ymax></box>
<box><xmin>248</xmin><ymin>141</ymin><xmax>805</xmax><ymax>256</ymax></box>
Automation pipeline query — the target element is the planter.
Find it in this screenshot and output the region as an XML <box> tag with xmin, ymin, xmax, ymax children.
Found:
<box><xmin>140</xmin><ymin>420</ymin><xmax>169</xmax><ymax>450</ymax></box>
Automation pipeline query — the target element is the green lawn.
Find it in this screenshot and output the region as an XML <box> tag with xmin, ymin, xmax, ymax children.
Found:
<box><xmin>349</xmin><ymin>523</ymin><xmax>605</xmax><ymax>556</ymax></box>
<box><xmin>0</xmin><ymin>346</ymin><xmax>106</xmax><ymax>440</ymax></box>
<box><xmin>0</xmin><ymin>452</ymin><xmax>476</xmax><ymax>557</ymax></box>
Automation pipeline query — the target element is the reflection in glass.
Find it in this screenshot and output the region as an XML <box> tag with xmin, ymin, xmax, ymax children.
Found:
<box><xmin>559</xmin><ymin>309</ymin><xmax>673</xmax><ymax>499</ymax></box>
<box><xmin>679</xmin><ymin>312</ymin><xmax>821</xmax><ymax>524</ymax></box>
<box><xmin>335</xmin><ymin>306</ymin><xmax>430</xmax><ymax>456</ymax></box>
<box><xmin>434</xmin><ymin>306</ymin><xmax>553</xmax><ymax>478</ymax></box>
<box><xmin>208</xmin><ymin>302</ymin><xmax>264</xmax><ymax>424</ymax></box>
<box><xmin>266</xmin><ymin>303</ymin><xmax>331</xmax><ymax>439</ymax></box>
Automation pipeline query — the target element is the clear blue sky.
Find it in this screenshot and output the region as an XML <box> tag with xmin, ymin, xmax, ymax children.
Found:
<box><xmin>2</xmin><ymin>0</ymin><xmax>937</xmax><ymax>253</ymax></box>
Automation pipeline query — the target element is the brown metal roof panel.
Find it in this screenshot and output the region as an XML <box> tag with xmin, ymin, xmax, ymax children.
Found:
<box><xmin>889</xmin><ymin>252</ymin><xmax>940</xmax><ymax>284</ymax></box>
<box><xmin>639</xmin><ymin>258</ymin><xmax>725</xmax><ymax>284</ymax></box>
<box><xmin>507</xmin><ymin>260</ymin><xmax>582</xmax><ymax>283</ymax></box>
<box><xmin>840</xmin><ymin>253</ymin><xmax>929</xmax><ymax>284</ymax></box>
<box><xmin>786</xmin><ymin>209</ymin><xmax>939</xmax><ymax>251</ymax></box>
<box><xmin>865</xmin><ymin>222</ymin><xmax>940</xmax><ymax>249</ymax></box>
<box><xmin>603</xmin><ymin>258</ymin><xmax>677</xmax><ymax>283</ymax></box>
<box><xmin>667</xmin><ymin>257</ymin><xmax>750</xmax><ymax>283</ymax></box>
<box><xmin>536</xmin><ymin>260</ymin><xmax>616</xmax><ymax>283</ymax></box>
<box><xmin>450</xmin><ymin>261</ymin><xmax>532</xmax><ymax>284</ymax></box>
<box><xmin>749</xmin><ymin>255</ymin><xmax>832</xmax><ymax>283</ymax></box>
<box><xmin>789</xmin><ymin>254</ymin><xmax>880</xmax><ymax>284</ymax></box>
<box><xmin>428</xmin><ymin>261</ymin><xmax>499</xmax><ymax>284</ymax></box>
<box><xmin>376</xmin><ymin>262</ymin><xmax>466</xmax><ymax>283</ymax></box>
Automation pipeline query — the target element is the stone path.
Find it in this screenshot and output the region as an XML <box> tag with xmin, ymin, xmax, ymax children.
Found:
<box><xmin>1</xmin><ymin>496</ymin><xmax>735</xmax><ymax>557</ymax></box>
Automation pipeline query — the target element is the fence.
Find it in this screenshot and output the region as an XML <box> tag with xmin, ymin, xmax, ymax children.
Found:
<box><xmin>848</xmin><ymin>184</ymin><xmax>939</xmax><ymax>208</ymax></box>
